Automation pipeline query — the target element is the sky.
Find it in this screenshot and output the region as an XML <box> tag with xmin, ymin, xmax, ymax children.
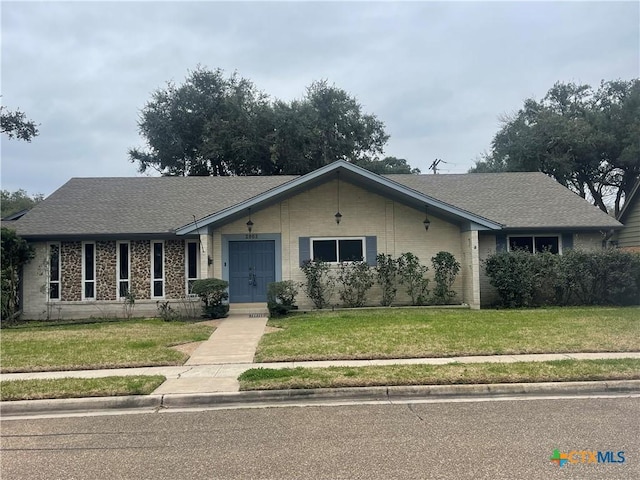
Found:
<box><xmin>1</xmin><ymin>1</ymin><xmax>639</xmax><ymax>197</ymax></box>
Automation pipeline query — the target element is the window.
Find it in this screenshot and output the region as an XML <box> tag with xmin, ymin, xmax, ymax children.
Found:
<box><xmin>151</xmin><ymin>241</ymin><xmax>164</xmax><ymax>298</ymax></box>
<box><xmin>117</xmin><ymin>242</ymin><xmax>130</xmax><ymax>298</ymax></box>
<box><xmin>311</xmin><ymin>238</ymin><xmax>365</xmax><ymax>263</ymax></box>
<box><xmin>82</xmin><ymin>242</ymin><xmax>95</xmax><ymax>300</ymax></box>
<box><xmin>48</xmin><ymin>243</ymin><xmax>61</xmax><ymax>300</ymax></box>
<box><xmin>185</xmin><ymin>241</ymin><xmax>199</xmax><ymax>294</ymax></box>
<box><xmin>508</xmin><ymin>235</ymin><xmax>560</xmax><ymax>254</ymax></box>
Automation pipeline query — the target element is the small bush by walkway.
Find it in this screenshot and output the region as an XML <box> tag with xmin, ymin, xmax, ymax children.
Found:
<box><xmin>239</xmin><ymin>359</ymin><xmax>640</xmax><ymax>390</ymax></box>
<box><xmin>255</xmin><ymin>307</ymin><xmax>640</xmax><ymax>362</ymax></box>
<box><xmin>1</xmin><ymin>319</ymin><xmax>213</xmax><ymax>373</ymax></box>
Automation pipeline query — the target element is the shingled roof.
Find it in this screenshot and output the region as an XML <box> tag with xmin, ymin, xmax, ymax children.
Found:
<box><xmin>386</xmin><ymin>172</ymin><xmax>620</xmax><ymax>229</ymax></box>
<box><xmin>10</xmin><ymin>166</ymin><xmax>620</xmax><ymax>238</ymax></box>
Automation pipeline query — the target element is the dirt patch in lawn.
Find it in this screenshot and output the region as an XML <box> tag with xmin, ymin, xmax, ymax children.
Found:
<box><xmin>170</xmin><ymin>319</ymin><xmax>219</xmax><ymax>357</ymax></box>
<box><xmin>171</xmin><ymin>341</ymin><xmax>204</xmax><ymax>356</ymax></box>
<box><xmin>264</xmin><ymin>326</ymin><xmax>284</xmax><ymax>334</ymax></box>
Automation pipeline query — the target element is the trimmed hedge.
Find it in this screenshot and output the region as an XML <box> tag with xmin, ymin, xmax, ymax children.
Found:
<box><xmin>484</xmin><ymin>249</ymin><xmax>640</xmax><ymax>307</ymax></box>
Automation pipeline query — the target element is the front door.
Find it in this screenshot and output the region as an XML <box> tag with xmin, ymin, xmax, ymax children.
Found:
<box><xmin>229</xmin><ymin>241</ymin><xmax>275</xmax><ymax>303</ymax></box>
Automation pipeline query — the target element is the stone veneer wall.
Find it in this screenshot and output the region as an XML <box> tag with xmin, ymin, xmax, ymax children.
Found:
<box><xmin>131</xmin><ymin>240</ymin><xmax>151</xmax><ymax>300</ymax></box>
<box><xmin>96</xmin><ymin>241</ymin><xmax>117</xmax><ymax>301</ymax></box>
<box><xmin>165</xmin><ymin>240</ymin><xmax>186</xmax><ymax>299</ymax></box>
<box><xmin>61</xmin><ymin>242</ymin><xmax>82</xmax><ymax>301</ymax></box>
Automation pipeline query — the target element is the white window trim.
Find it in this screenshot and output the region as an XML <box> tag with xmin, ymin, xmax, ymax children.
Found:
<box><xmin>185</xmin><ymin>240</ymin><xmax>199</xmax><ymax>295</ymax></box>
<box><xmin>151</xmin><ymin>240</ymin><xmax>165</xmax><ymax>298</ymax></box>
<box><xmin>48</xmin><ymin>242</ymin><xmax>61</xmax><ymax>301</ymax></box>
<box><xmin>82</xmin><ymin>241</ymin><xmax>96</xmax><ymax>300</ymax></box>
<box><xmin>507</xmin><ymin>234</ymin><xmax>562</xmax><ymax>254</ymax></box>
<box><xmin>310</xmin><ymin>236</ymin><xmax>366</xmax><ymax>264</ymax></box>
<box><xmin>116</xmin><ymin>241</ymin><xmax>131</xmax><ymax>300</ymax></box>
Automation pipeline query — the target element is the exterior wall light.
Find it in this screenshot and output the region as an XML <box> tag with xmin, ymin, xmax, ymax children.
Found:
<box><xmin>423</xmin><ymin>206</ymin><xmax>431</xmax><ymax>231</ymax></box>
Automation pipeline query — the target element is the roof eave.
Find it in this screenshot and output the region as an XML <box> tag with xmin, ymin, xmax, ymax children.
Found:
<box><xmin>175</xmin><ymin>161</ymin><xmax>503</xmax><ymax>235</ymax></box>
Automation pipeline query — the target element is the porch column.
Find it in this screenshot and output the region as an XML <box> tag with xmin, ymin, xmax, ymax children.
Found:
<box><xmin>199</xmin><ymin>233</ymin><xmax>212</xmax><ymax>279</ymax></box>
<box><xmin>461</xmin><ymin>230</ymin><xmax>481</xmax><ymax>309</ymax></box>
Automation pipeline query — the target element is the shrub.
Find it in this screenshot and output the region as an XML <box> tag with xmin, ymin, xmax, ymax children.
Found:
<box><xmin>484</xmin><ymin>248</ymin><xmax>640</xmax><ymax>307</ymax></box>
<box><xmin>559</xmin><ymin>249</ymin><xmax>640</xmax><ymax>306</ymax></box>
<box><xmin>484</xmin><ymin>250</ymin><xmax>536</xmax><ymax>307</ymax></box>
<box><xmin>397</xmin><ymin>252</ymin><xmax>430</xmax><ymax>305</ymax></box>
<box><xmin>337</xmin><ymin>261</ymin><xmax>374</xmax><ymax>308</ymax></box>
<box><xmin>1</xmin><ymin>227</ymin><xmax>34</xmax><ymax>324</ymax></box>
<box><xmin>156</xmin><ymin>300</ymin><xmax>180</xmax><ymax>321</ymax></box>
<box><xmin>375</xmin><ymin>253</ymin><xmax>399</xmax><ymax>306</ymax></box>
<box><xmin>300</xmin><ymin>260</ymin><xmax>335</xmax><ymax>309</ymax></box>
<box><xmin>191</xmin><ymin>278</ymin><xmax>229</xmax><ymax>318</ymax></box>
<box><xmin>430</xmin><ymin>251</ymin><xmax>461</xmax><ymax>305</ymax></box>
<box><xmin>267</xmin><ymin>280</ymin><xmax>299</xmax><ymax>317</ymax></box>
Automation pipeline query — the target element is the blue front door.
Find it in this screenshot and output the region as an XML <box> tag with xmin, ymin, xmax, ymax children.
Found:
<box><xmin>229</xmin><ymin>241</ymin><xmax>275</xmax><ymax>303</ymax></box>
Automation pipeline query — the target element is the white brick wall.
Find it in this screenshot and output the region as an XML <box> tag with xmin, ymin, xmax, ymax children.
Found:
<box><xmin>212</xmin><ymin>179</ymin><xmax>468</xmax><ymax>308</ymax></box>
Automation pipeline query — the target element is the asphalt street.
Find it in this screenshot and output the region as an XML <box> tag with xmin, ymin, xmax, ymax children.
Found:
<box><xmin>1</xmin><ymin>396</ymin><xmax>638</xmax><ymax>479</ymax></box>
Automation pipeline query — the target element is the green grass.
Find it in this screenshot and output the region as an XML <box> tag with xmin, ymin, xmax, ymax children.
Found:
<box><xmin>255</xmin><ymin>307</ymin><xmax>640</xmax><ymax>362</ymax></box>
<box><xmin>238</xmin><ymin>359</ymin><xmax>640</xmax><ymax>390</ymax></box>
<box><xmin>0</xmin><ymin>375</ymin><xmax>166</xmax><ymax>401</ymax></box>
<box><xmin>0</xmin><ymin>319</ymin><xmax>213</xmax><ymax>373</ymax></box>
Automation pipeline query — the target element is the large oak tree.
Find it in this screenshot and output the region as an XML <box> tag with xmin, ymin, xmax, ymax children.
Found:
<box><xmin>129</xmin><ymin>67</ymin><xmax>400</xmax><ymax>176</ymax></box>
<box><xmin>470</xmin><ymin>79</ymin><xmax>639</xmax><ymax>215</ymax></box>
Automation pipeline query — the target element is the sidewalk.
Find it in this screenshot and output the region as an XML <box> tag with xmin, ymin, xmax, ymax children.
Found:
<box><xmin>1</xmin><ymin>313</ymin><xmax>639</xmax><ymax>405</ymax></box>
<box><xmin>3</xmin><ymin>352</ymin><xmax>640</xmax><ymax>392</ymax></box>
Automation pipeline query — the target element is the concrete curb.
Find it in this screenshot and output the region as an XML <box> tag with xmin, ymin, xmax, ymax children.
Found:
<box><xmin>2</xmin><ymin>380</ymin><xmax>639</xmax><ymax>417</ymax></box>
<box><xmin>1</xmin><ymin>395</ymin><xmax>162</xmax><ymax>416</ymax></box>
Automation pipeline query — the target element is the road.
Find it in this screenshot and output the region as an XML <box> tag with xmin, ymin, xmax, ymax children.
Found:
<box><xmin>1</xmin><ymin>396</ymin><xmax>638</xmax><ymax>479</ymax></box>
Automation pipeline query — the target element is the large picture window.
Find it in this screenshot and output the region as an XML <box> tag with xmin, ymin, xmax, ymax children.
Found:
<box><xmin>151</xmin><ymin>241</ymin><xmax>164</xmax><ymax>298</ymax></box>
<box><xmin>185</xmin><ymin>240</ymin><xmax>199</xmax><ymax>294</ymax></box>
<box><xmin>82</xmin><ymin>242</ymin><xmax>96</xmax><ymax>300</ymax></box>
<box><xmin>48</xmin><ymin>243</ymin><xmax>61</xmax><ymax>300</ymax></box>
<box><xmin>508</xmin><ymin>235</ymin><xmax>560</xmax><ymax>254</ymax></box>
<box><xmin>117</xmin><ymin>241</ymin><xmax>130</xmax><ymax>298</ymax></box>
<box><xmin>311</xmin><ymin>238</ymin><xmax>365</xmax><ymax>263</ymax></box>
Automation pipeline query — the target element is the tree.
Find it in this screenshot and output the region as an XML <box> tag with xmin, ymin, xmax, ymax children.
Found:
<box><xmin>1</xmin><ymin>104</ymin><xmax>39</xmax><ymax>141</ymax></box>
<box><xmin>354</xmin><ymin>156</ymin><xmax>421</xmax><ymax>174</ymax></box>
<box><xmin>1</xmin><ymin>227</ymin><xmax>34</xmax><ymax>322</ymax></box>
<box><xmin>129</xmin><ymin>67</ymin><xmax>274</xmax><ymax>176</ymax></box>
<box><xmin>470</xmin><ymin>79</ymin><xmax>640</xmax><ymax>215</ymax></box>
<box><xmin>1</xmin><ymin>190</ymin><xmax>44</xmax><ymax>218</ymax></box>
<box><xmin>129</xmin><ymin>67</ymin><xmax>400</xmax><ymax>176</ymax></box>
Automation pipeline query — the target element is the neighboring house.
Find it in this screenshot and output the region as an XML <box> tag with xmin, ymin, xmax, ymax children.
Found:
<box><xmin>615</xmin><ymin>179</ymin><xmax>640</xmax><ymax>252</ymax></box>
<box><xmin>9</xmin><ymin>160</ymin><xmax>621</xmax><ymax>319</ymax></box>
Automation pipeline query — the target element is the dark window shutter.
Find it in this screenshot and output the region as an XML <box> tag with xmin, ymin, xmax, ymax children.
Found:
<box><xmin>496</xmin><ymin>234</ymin><xmax>507</xmax><ymax>252</ymax></box>
<box><xmin>299</xmin><ymin>237</ymin><xmax>310</xmax><ymax>266</ymax></box>
<box><xmin>365</xmin><ymin>236</ymin><xmax>377</xmax><ymax>266</ymax></box>
<box><xmin>562</xmin><ymin>233</ymin><xmax>573</xmax><ymax>251</ymax></box>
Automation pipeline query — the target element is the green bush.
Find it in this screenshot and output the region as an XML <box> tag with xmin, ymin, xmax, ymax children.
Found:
<box><xmin>430</xmin><ymin>251</ymin><xmax>461</xmax><ymax>305</ymax></box>
<box><xmin>397</xmin><ymin>252</ymin><xmax>430</xmax><ymax>305</ymax></box>
<box><xmin>484</xmin><ymin>250</ymin><xmax>536</xmax><ymax>307</ymax></box>
<box><xmin>375</xmin><ymin>254</ymin><xmax>399</xmax><ymax>306</ymax></box>
<box><xmin>300</xmin><ymin>260</ymin><xmax>335</xmax><ymax>309</ymax></box>
<box><xmin>1</xmin><ymin>227</ymin><xmax>34</xmax><ymax>324</ymax></box>
<box><xmin>191</xmin><ymin>278</ymin><xmax>229</xmax><ymax>318</ymax></box>
<box><xmin>484</xmin><ymin>248</ymin><xmax>640</xmax><ymax>307</ymax></box>
<box><xmin>267</xmin><ymin>280</ymin><xmax>299</xmax><ymax>317</ymax></box>
<box><xmin>337</xmin><ymin>261</ymin><xmax>374</xmax><ymax>308</ymax></box>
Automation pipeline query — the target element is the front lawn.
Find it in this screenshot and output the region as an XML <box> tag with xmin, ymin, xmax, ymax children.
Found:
<box><xmin>239</xmin><ymin>359</ymin><xmax>640</xmax><ymax>390</ymax></box>
<box><xmin>255</xmin><ymin>307</ymin><xmax>640</xmax><ymax>362</ymax></box>
<box><xmin>0</xmin><ymin>319</ymin><xmax>213</xmax><ymax>373</ymax></box>
<box><xmin>0</xmin><ymin>375</ymin><xmax>166</xmax><ymax>401</ymax></box>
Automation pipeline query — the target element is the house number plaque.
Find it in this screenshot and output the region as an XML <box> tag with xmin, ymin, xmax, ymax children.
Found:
<box><xmin>245</xmin><ymin>234</ymin><xmax>258</xmax><ymax>240</ymax></box>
